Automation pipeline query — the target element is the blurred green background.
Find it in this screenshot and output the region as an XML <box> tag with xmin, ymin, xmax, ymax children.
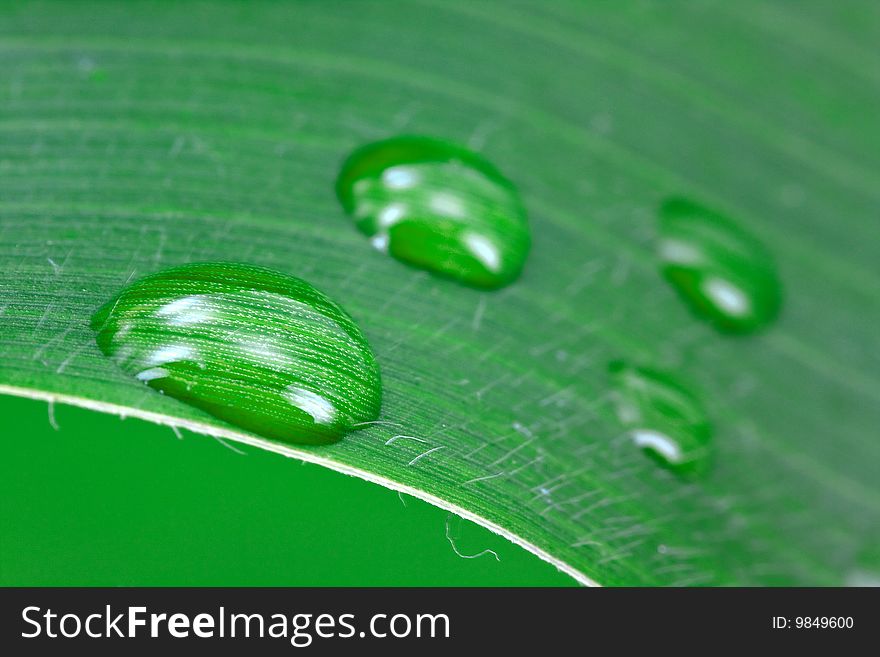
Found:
<box><xmin>0</xmin><ymin>394</ymin><xmax>573</xmax><ymax>585</ymax></box>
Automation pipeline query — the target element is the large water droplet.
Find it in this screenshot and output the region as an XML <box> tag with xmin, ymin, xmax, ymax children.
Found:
<box><xmin>658</xmin><ymin>197</ymin><xmax>782</xmax><ymax>334</ymax></box>
<box><xmin>608</xmin><ymin>361</ymin><xmax>711</xmax><ymax>474</ymax></box>
<box><xmin>336</xmin><ymin>135</ymin><xmax>531</xmax><ymax>289</ymax></box>
<box><xmin>91</xmin><ymin>262</ymin><xmax>381</xmax><ymax>445</ymax></box>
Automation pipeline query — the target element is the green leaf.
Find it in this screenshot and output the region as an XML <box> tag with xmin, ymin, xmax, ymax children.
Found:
<box><xmin>2</xmin><ymin>0</ymin><xmax>878</xmax><ymax>585</ymax></box>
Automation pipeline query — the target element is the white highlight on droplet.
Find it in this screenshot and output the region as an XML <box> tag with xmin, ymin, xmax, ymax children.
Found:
<box><xmin>430</xmin><ymin>192</ymin><xmax>465</xmax><ymax>217</ymax></box>
<box><xmin>154</xmin><ymin>295</ymin><xmax>213</xmax><ymax>326</ymax></box>
<box><xmin>464</xmin><ymin>233</ymin><xmax>501</xmax><ymax>272</ymax></box>
<box><xmin>612</xmin><ymin>395</ymin><xmax>641</xmax><ymax>425</ymax></box>
<box><xmin>382</xmin><ymin>166</ymin><xmax>418</xmax><ymax>190</ymax></box>
<box><xmin>235</xmin><ymin>336</ymin><xmax>291</xmax><ymax>367</ymax></box>
<box><xmin>284</xmin><ymin>386</ymin><xmax>336</xmax><ymax>425</ymax></box>
<box><xmin>135</xmin><ymin>367</ymin><xmax>170</xmax><ymax>382</ymax></box>
<box><xmin>659</xmin><ymin>239</ymin><xmax>702</xmax><ymax>265</ymax></box>
<box><xmin>370</xmin><ymin>234</ymin><xmax>390</xmax><ymax>253</ymax></box>
<box><xmin>703</xmin><ymin>277</ymin><xmax>750</xmax><ymax>317</ymax></box>
<box><xmin>378</xmin><ymin>202</ymin><xmax>406</xmax><ymax>227</ymax></box>
<box><xmin>631</xmin><ymin>429</ymin><xmax>683</xmax><ymax>463</ymax></box>
<box><xmin>146</xmin><ymin>344</ymin><xmax>195</xmax><ymax>366</ymax></box>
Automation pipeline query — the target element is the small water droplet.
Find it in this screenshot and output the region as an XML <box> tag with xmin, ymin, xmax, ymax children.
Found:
<box><xmin>91</xmin><ymin>262</ymin><xmax>381</xmax><ymax>445</ymax></box>
<box><xmin>657</xmin><ymin>197</ymin><xmax>782</xmax><ymax>334</ymax></box>
<box><xmin>608</xmin><ymin>360</ymin><xmax>711</xmax><ymax>474</ymax></box>
<box><xmin>336</xmin><ymin>135</ymin><xmax>531</xmax><ymax>289</ymax></box>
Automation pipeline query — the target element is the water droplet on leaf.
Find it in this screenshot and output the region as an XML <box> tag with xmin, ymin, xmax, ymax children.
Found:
<box><xmin>91</xmin><ymin>262</ymin><xmax>381</xmax><ymax>445</ymax></box>
<box><xmin>336</xmin><ymin>135</ymin><xmax>530</xmax><ymax>289</ymax></box>
<box><xmin>609</xmin><ymin>360</ymin><xmax>711</xmax><ymax>474</ymax></box>
<box><xmin>658</xmin><ymin>197</ymin><xmax>782</xmax><ymax>334</ymax></box>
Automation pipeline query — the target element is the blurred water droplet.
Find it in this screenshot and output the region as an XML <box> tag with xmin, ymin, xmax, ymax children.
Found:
<box><xmin>658</xmin><ymin>197</ymin><xmax>782</xmax><ymax>334</ymax></box>
<box><xmin>336</xmin><ymin>135</ymin><xmax>530</xmax><ymax>289</ymax></box>
<box><xmin>609</xmin><ymin>360</ymin><xmax>711</xmax><ymax>474</ymax></box>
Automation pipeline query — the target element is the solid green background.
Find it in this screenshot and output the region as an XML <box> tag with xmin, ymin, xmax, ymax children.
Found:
<box><xmin>0</xmin><ymin>394</ymin><xmax>574</xmax><ymax>586</ymax></box>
